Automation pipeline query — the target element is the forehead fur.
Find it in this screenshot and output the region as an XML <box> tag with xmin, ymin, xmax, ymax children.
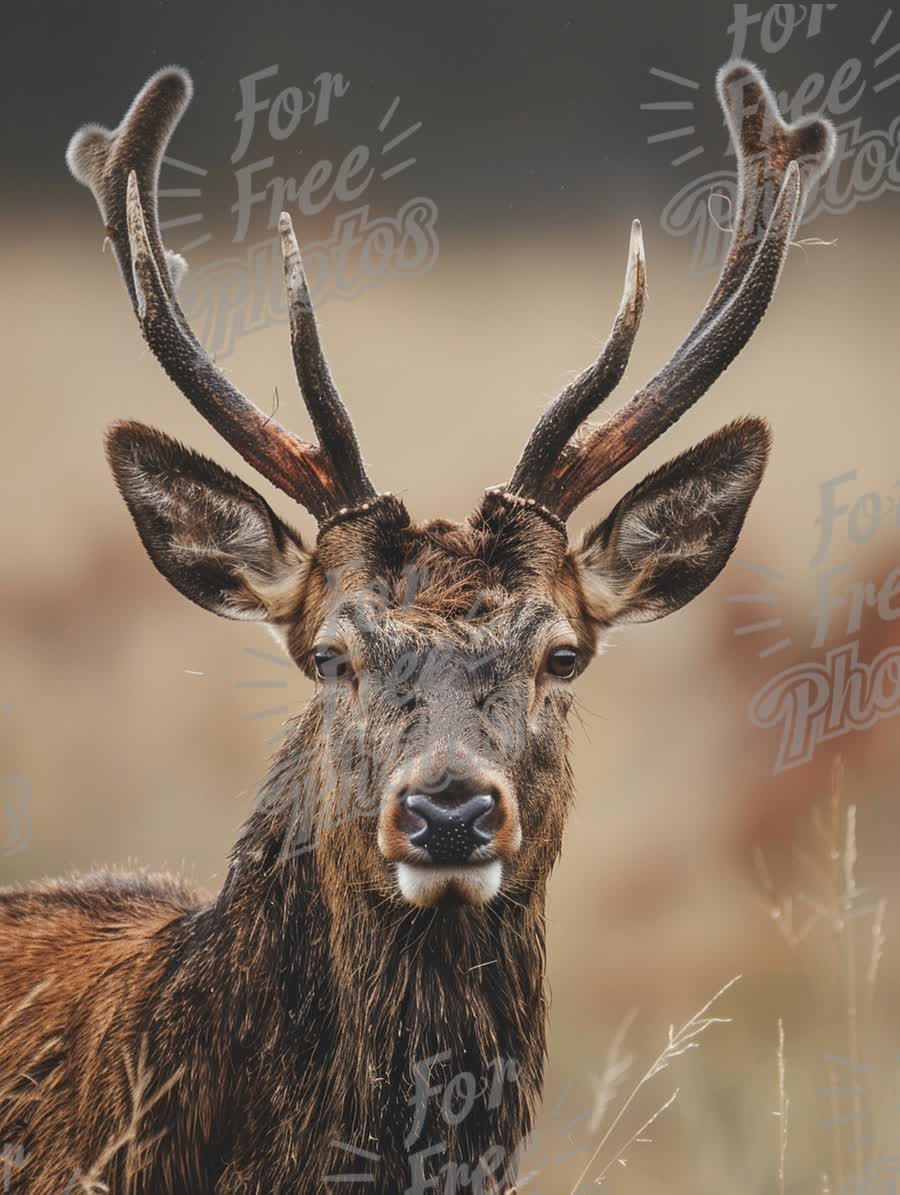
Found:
<box><xmin>282</xmin><ymin>496</ymin><xmax>593</xmax><ymax>660</ymax></box>
<box><xmin>320</xmin><ymin>498</ymin><xmax>571</xmax><ymax>602</ymax></box>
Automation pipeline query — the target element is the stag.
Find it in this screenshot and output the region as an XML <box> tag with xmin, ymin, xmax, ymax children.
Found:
<box><xmin>0</xmin><ymin>61</ymin><xmax>834</xmax><ymax>1193</ymax></box>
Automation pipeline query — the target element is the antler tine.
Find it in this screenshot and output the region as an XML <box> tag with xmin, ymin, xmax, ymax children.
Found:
<box><xmin>508</xmin><ymin>219</ymin><xmax>646</xmax><ymax>497</ymax></box>
<box><xmin>690</xmin><ymin>60</ymin><xmax>837</xmax><ymax>336</ymax></box>
<box><xmin>512</xmin><ymin>60</ymin><xmax>836</xmax><ymax>521</ymax></box>
<box><xmin>123</xmin><ymin>172</ymin><xmax>336</xmax><ymax>516</ymax></box>
<box><xmin>546</xmin><ymin>161</ymin><xmax>803</xmax><ymax>518</ymax></box>
<box><xmin>66</xmin><ymin>67</ymin><xmax>190</xmax><ymax>320</ymax></box>
<box><xmin>67</xmin><ymin>67</ymin><xmax>374</xmax><ymax>521</ymax></box>
<box><xmin>278</xmin><ymin>213</ymin><xmax>375</xmax><ymax>505</ymax></box>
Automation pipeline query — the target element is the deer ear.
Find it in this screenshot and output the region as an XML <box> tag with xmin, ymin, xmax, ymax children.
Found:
<box><xmin>574</xmin><ymin>417</ymin><xmax>770</xmax><ymax>625</ymax></box>
<box><xmin>106</xmin><ymin>421</ymin><xmax>309</xmax><ymax>621</ymax></box>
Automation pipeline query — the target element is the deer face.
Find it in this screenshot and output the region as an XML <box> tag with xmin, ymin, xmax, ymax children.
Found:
<box><xmin>70</xmin><ymin>61</ymin><xmax>835</xmax><ymax>909</ymax></box>
<box><xmin>279</xmin><ymin>499</ymin><xmax>588</xmax><ymax>910</ymax></box>
<box><xmin>106</xmin><ymin>427</ymin><xmax>771</xmax><ymax>909</ymax></box>
<box><xmin>289</xmin><ymin>512</ymin><xmax>581</xmax><ymax>909</ymax></box>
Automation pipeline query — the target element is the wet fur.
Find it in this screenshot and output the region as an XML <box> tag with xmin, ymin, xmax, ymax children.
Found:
<box><xmin>0</xmin><ymin>504</ymin><xmax>577</xmax><ymax>1193</ymax></box>
<box><xmin>0</xmin><ymin>421</ymin><xmax>767</xmax><ymax>1191</ymax></box>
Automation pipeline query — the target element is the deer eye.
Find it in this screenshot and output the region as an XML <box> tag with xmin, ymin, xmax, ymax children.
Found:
<box><xmin>312</xmin><ymin>646</ymin><xmax>353</xmax><ymax>682</ymax></box>
<box><xmin>545</xmin><ymin>647</ymin><xmax>578</xmax><ymax>680</ymax></box>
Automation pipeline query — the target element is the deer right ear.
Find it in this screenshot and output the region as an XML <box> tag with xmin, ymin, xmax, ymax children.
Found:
<box><xmin>107</xmin><ymin>422</ymin><xmax>310</xmax><ymax>621</ymax></box>
<box><xmin>573</xmin><ymin>417</ymin><xmax>770</xmax><ymax>626</ymax></box>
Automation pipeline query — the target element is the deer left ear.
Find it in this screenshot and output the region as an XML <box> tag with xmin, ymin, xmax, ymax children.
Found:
<box><xmin>107</xmin><ymin>421</ymin><xmax>310</xmax><ymax>622</ymax></box>
<box><xmin>574</xmin><ymin>417</ymin><xmax>770</xmax><ymax>625</ymax></box>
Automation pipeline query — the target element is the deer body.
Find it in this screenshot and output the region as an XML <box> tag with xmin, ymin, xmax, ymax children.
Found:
<box><xmin>0</xmin><ymin>812</ymin><xmax>545</xmax><ymax>1192</ymax></box>
<box><xmin>1</xmin><ymin>512</ymin><xmax>572</xmax><ymax>1193</ymax></box>
<box><xmin>0</xmin><ymin>59</ymin><xmax>834</xmax><ymax>1194</ymax></box>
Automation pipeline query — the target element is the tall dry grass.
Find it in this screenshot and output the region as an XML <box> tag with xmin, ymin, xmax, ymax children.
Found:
<box><xmin>519</xmin><ymin>758</ymin><xmax>895</xmax><ymax>1194</ymax></box>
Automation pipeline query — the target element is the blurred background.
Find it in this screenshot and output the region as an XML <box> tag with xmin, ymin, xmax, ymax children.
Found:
<box><xmin>2</xmin><ymin>1</ymin><xmax>900</xmax><ymax>1189</ymax></box>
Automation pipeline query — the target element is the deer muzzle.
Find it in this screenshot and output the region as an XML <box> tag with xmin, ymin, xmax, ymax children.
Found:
<box><xmin>378</xmin><ymin>767</ymin><xmax>521</xmax><ymax>907</ymax></box>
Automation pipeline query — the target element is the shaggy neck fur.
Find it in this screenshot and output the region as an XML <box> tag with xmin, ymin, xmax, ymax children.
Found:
<box><xmin>135</xmin><ymin>739</ymin><xmax>551</xmax><ymax>1194</ymax></box>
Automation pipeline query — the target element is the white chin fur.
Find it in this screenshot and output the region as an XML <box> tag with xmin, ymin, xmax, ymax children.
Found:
<box><xmin>396</xmin><ymin>861</ymin><xmax>503</xmax><ymax>907</ymax></box>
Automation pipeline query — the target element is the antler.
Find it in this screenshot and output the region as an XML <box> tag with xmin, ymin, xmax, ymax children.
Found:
<box><xmin>507</xmin><ymin>60</ymin><xmax>836</xmax><ymax>521</ymax></box>
<box><xmin>508</xmin><ymin>219</ymin><xmax>647</xmax><ymax>499</ymax></box>
<box><xmin>66</xmin><ymin>67</ymin><xmax>374</xmax><ymax>522</ymax></box>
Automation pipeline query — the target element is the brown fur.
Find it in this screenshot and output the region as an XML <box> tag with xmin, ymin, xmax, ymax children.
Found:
<box><xmin>0</xmin><ymin>503</ymin><xmax>581</xmax><ymax>1193</ymax></box>
<box><xmin>0</xmin><ymin>421</ymin><xmax>774</xmax><ymax>1193</ymax></box>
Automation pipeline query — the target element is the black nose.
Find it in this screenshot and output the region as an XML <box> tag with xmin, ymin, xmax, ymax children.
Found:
<box><xmin>401</xmin><ymin>782</ymin><xmax>497</xmax><ymax>865</ymax></box>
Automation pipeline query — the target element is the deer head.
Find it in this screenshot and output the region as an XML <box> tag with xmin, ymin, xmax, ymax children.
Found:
<box><xmin>67</xmin><ymin>62</ymin><xmax>835</xmax><ymax>916</ymax></box>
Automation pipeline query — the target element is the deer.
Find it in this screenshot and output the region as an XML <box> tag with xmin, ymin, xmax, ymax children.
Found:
<box><xmin>0</xmin><ymin>60</ymin><xmax>834</xmax><ymax>1193</ymax></box>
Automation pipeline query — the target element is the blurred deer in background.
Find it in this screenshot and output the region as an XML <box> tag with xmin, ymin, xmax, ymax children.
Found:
<box><xmin>0</xmin><ymin>60</ymin><xmax>834</xmax><ymax>1193</ymax></box>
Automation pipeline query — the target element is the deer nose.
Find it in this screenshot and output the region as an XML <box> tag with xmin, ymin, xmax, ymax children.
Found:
<box><xmin>401</xmin><ymin>785</ymin><xmax>497</xmax><ymax>864</ymax></box>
